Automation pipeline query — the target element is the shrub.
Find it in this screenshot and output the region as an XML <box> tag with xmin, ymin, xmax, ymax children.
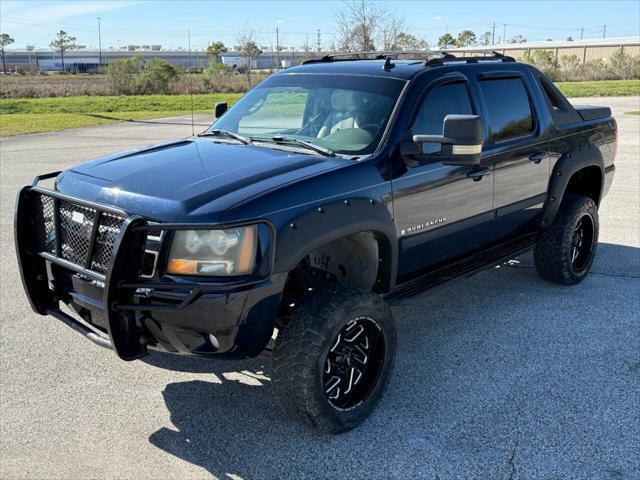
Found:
<box><xmin>107</xmin><ymin>55</ymin><xmax>180</xmax><ymax>94</ymax></box>
<box><xmin>520</xmin><ymin>50</ymin><xmax>560</xmax><ymax>80</ymax></box>
<box><xmin>521</xmin><ymin>48</ymin><xmax>640</xmax><ymax>82</ymax></box>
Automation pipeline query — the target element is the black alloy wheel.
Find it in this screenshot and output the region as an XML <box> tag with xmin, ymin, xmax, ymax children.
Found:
<box><xmin>569</xmin><ymin>213</ymin><xmax>596</xmax><ymax>273</ymax></box>
<box><xmin>323</xmin><ymin>316</ymin><xmax>385</xmax><ymax>411</ymax></box>
<box><xmin>534</xmin><ymin>195</ymin><xmax>599</xmax><ymax>285</ymax></box>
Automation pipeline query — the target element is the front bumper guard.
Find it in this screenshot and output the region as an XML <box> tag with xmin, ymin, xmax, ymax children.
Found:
<box><xmin>15</xmin><ymin>175</ymin><xmax>276</xmax><ymax>361</ymax></box>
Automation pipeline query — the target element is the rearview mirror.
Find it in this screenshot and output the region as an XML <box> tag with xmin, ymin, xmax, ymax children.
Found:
<box><xmin>413</xmin><ymin>114</ymin><xmax>484</xmax><ymax>166</ymax></box>
<box><xmin>214</xmin><ymin>102</ymin><xmax>228</xmax><ymax>119</ymax></box>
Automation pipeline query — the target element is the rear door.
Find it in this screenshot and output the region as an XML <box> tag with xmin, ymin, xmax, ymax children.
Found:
<box><xmin>391</xmin><ymin>74</ymin><xmax>494</xmax><ymax>281</ymax></box>
<box><xmin>476</xmin><ymin>72</ymin><xmax>550</xmax><ymax>240</ymax></box>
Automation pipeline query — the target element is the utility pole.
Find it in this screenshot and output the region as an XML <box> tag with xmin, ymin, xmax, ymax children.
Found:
<box><xmin>503</xmin><ymin>24</ymin><xmax>507</xmax><ymax>44</ymax></box>
<box><xmin>97</xmin><ymin>17</ymin><xmax>102</xmax><ymax>65</ymax></box>
<box><xmin>491</xmin><ymin>21</ymin><xmax>496</xmax><ymax>45</ymax></box>
<box><xmin>317</xmin><ymin>29</ymin><xmax>321</xmax><ymax>52</ymax></box>
<box><xmin>276</xmin><ymin>27</ymin><xmax>280</xmax><ymax>69</ymax></box>
<box><xmin>580</xmin><ymin>27</ymin><xmax>584</xmax><ymax>40</ymax></box>
<box><xmin>602</xmin><ymin>24</ymin><xmax>607</xmax><ymax>38</ymax></box>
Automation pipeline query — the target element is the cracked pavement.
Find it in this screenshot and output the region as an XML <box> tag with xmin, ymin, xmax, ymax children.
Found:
<box><xmin>1</xmin><ymin>97</ymin><xmax>639</xmax><ymax>479</ymax></box>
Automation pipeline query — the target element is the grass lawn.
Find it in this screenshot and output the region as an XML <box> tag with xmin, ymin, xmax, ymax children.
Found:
<box><xmin>556</xmin><ymin>80</ymin><xmax>640</xmax><ymax>97</ymax></box>
<box><xmin>1</xmin><ymin>80</ymin><xmax>639</xmax><ymax>136</ymax></box>
<box><xmin>0</xmin><ymin>110</ymin><xmax>211</xmax><ymax>136</ymax></box>
<box><xmin>625</xmin><ymin>111</ymin><xmax>640</xmax><ymax>115</ymax></box>
<box><xmin>0</xmin><ymin>93</ymin><xmax>242</xmax><ymax>115</ymax></box>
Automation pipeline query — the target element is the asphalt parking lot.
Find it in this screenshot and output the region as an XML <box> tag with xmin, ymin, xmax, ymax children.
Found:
<box><xmin>1</xmin><ymin>97</ymin><xmax>639</xmax><ymax>480</ymax></box>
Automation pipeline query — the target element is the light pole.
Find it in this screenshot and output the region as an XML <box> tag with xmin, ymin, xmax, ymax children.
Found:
<box><xmin>276</xmin><ymin>27</ymin><xmax>280</xmax><ymax>69</ymax></box>
<box><xmin>97</xmin><ymin>17</ymin><xmax>102</xmax><ymax>65</ymax></box>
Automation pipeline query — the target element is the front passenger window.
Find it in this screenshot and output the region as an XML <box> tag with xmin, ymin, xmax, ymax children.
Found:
<box><xmin>412</xmin><ymin>83</ymin><xmax>474</xmax><ymax>154</ymax></box>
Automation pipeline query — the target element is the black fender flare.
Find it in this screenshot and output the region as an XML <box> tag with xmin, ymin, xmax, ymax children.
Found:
<box><xmin>540</xmin><ymin>143</ymin><xmax>604</xmax><ymax>229</ymax></box>
<box><xmin>273</xmin><ymin>198</ymin><xmax>398</xmax><ymax>292</ymax></box>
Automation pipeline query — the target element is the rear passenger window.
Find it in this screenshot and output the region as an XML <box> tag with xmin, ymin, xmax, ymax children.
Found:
<box><xmin>480</xmin><ymin>78</ymin><xmax>534</xmax><ymax>143</ymax></box>
<box><xmin>412</xmin><ymin>83</ymin><xmax>473</xmax><ymax>153</ymax></box>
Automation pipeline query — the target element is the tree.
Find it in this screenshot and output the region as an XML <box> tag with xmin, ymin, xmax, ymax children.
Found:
<box><xmin>1</xmin><ymin>33</ymin><xmax>14</xmax><ymax>74</ymax></box>
<box><xmin>566</xmin><ymin>36</ymin><xmax>574</xmax><ymax>42</ymax></box>
<box><xmin>510</xmin><ymin>34</ymin><xmax>527</xmax><ymax>44</ymax></box>
<box><xmin>301</xmin><ymin>36</ymin><xmax>312</xmax><ymax>53</ymax></box>
<box><xmin>437</xmin><ymin>33</ymin><xmax>456</xmax><ymax>49</ymax></box>
<box><xmin>237</xmin><ymin>29</ymin><xmax>262</xmax><ymax>85</ymax></box>
<box><xmin>479</xmin><ymin>31</ymin><xmax>492</xmax><ymax>46</ymax></box>
<box><xmin>335</xmin><ymin>0</ymin><xmax>384</xmax><ymax>51</ymax></box>
<box><xmin>393</xmin><ymin>32</ymin><xmax>428</xmax><ymax>51</ymax></box>
<box><xmin>50</xmin><ymin>30</ymin><xmax>76</xmax><ymax>72</ymax></box>
<box><xmin>456</xmin><ymin>30</ymin><xmax>477</xmax><ymax>47</ymax></box>
<box><xmin>206</xmin><ymin>41</ymin><xmax>227</xmax><ymax>64</ymax></box>
<box><xmin>380</xmin><ymin>14</ymin><xmax>405</xmax><ymax>50</ymax></box>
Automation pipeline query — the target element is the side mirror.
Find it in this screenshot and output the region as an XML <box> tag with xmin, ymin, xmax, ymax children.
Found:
<box><xmin>214</xmin><ymin>102</ymin><xmax>228</xmax><ymax>119</ymax></box>
<box><xmin>412</xmin><ymin>114</ymin><xmax>484</xmax><ymax>166</ymax></box>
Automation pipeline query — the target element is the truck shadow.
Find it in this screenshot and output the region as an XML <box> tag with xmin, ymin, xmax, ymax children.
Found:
<box><xmin>146</xmin><ymin>242</ymin><xmax>639</xmax><ymax>479</ymax></box>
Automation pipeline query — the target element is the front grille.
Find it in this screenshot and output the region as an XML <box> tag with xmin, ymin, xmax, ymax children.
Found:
<box><xmin>33</xmin><ymin>193</ymin><xmax>126</xmax><ymax>274</ymax></box>
<box><xmin>90</xmin><ymin>213</ymin><xmax>125</xmax><ymax>273</ymax></box>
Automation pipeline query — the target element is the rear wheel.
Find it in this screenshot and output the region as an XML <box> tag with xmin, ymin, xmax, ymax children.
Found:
<box><xmin>534</xmin><ymin>195</ymin><xmax>599</xmax><ymax>285</ymax></box>
<box><xmin>271</xmin><ymin>284</ymin><xmax>395</xmax><ymax>434</ymax></box>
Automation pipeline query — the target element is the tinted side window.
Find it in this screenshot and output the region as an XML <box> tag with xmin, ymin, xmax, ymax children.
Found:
<box><xmin>480</xmin><ymin>78</ymin><xmax>534</xmax><ymax>143</ymax></box>
<box><xmin>412</xmin><ymin>83</ymin><xmax>473</xmax><ymax>135</ymax></box>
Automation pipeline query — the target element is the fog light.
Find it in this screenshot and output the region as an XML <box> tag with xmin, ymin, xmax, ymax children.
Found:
<box><xmin>208</xmin><ymin>333</ymin><xmax>219</xmax><ymax>349</ymax></box>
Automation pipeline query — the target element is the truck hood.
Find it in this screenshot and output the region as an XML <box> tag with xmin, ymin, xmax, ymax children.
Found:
<box><xmin>57</xmin><ymin>138</ymin><xmax>348</xmax><ymax>222</ymax></box>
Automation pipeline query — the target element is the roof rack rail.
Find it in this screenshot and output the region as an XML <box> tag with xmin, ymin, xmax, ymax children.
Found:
<box><xmin>423</xmin><ymin>50</ymin><xmax>516</xmax><ymax>67</ymax></box>
<box><xmin>302</xmin><ymin>50</ymin><xmax>449</xmax><ymax>65</ymax></box>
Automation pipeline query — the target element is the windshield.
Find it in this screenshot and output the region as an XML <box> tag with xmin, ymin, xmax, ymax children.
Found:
<box><xmin>209</xmin><ymin>74</ymin><xmax>406</xmax><ymax>156</ymax></box>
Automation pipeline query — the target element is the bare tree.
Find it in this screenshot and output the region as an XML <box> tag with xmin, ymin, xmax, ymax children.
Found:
<box><xmin>301</xmin><ymin>35</ymin><xmax>312</xmax><ymax>53</ymax></box>
<box><xmin>380</xmin><ymin>14</ymin><xmax>406</xmax><ymax>50</ymax></box>
<box><xmin>479</xmin><ymin>31</ymin><xmax>492</xmax><ymax>46</ymax></box>
<box><xmin>334</xmin><ymin>0</ymin><xmax>385</xmax><ymax>52</ymax></box>
<box><xmin>237</xmin><ymin>28</ymin><xmax>262</xmax><ymax>86</ymax></box>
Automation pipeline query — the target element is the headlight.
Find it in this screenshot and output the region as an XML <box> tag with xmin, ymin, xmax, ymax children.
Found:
<box><xmin>167</xmin><ymin>225</ymin><xmax>257</xmax><ymax>276</ymax></box>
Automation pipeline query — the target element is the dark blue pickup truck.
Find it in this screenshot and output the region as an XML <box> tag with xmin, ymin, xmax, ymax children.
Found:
<box><xmin>15</xmin><ymin>51</ymin><xmax>616</xmax><ymax>433</ymax></box>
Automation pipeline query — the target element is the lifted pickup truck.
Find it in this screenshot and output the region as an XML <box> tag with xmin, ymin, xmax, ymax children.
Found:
<box><xmin>15</xmin><ymin>51</ymin><xmax>616</xmax><ymax>433</ymax></box>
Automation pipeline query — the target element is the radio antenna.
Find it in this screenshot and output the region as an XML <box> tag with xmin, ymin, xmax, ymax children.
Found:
<box><xmin>188</xmin><ymin>29</ymin><xmax>194</xmax><ymax>137</ymax></box>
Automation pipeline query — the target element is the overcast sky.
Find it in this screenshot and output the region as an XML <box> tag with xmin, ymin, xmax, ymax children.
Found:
<box><xmin>1</xmin><ymin>0</ymin><xmax>639</xmax><ymax>50</ymax></box>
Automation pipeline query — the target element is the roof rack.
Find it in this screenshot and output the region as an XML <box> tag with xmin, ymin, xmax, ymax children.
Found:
<box><xmin>301</xmin><ymin>50</ymin><xmax>516</xmax><ymax>70</ymax></box>
<box><xmin>423</xmin><ymin>50</ymin><xmax>516</xmax><ymax>67</ymax></box>
<box><xmin>302</xmin><ymin>50</ymin><xmax>450</xmax><ymax>65</ymax></box>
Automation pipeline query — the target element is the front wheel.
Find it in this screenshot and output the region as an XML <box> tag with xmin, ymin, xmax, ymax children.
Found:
<box><xmin>271</xmin><ymin>284</ymin><xmax>396</xmax><ymax>434</ymax></box>
<box><xmin>534</xmin><ymin>195</ymin><xmax>599</xmax><ymax>285</ymax></box>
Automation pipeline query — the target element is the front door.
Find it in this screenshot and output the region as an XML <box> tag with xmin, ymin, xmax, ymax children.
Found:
<box><xmin>391</xmin><ymin>79</ymin><xmax>494</xmax><ymax>282</ymax></box>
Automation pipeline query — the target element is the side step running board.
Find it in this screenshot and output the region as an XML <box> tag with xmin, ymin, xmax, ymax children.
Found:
<box><xmin>387</xmin><ymin>234</ymin><xmax>538</xmax><ymax>300</ymax></box>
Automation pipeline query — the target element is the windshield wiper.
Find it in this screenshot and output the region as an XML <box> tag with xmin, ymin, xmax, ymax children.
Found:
<box><xmin>252</xmin><ymin>135</ymin><xmax>335</xmax><ymax>157</ymax></box>
<box><xmin>198</xmin><ymin>129</ymin><xmax>251</xmax><ymax>145</ymax></box>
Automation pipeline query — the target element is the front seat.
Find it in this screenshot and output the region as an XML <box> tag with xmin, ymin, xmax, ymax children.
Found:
<box><xmin>317</xmin><ymin>90</ymin><xmax>359</xmax><ymax>138</ymax></box>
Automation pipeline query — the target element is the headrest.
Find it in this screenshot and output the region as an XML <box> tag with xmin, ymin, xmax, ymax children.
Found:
<box><xmin>331</xmin><ymin>90</ymin><xmax>358</xmax><ymax>110</ymax></box>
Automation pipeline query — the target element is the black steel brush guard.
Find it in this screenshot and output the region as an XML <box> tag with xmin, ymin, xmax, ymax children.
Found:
<box><xmin>15</xmin><ymin>172</ymin><xmax>275</xmax><ymax>361</ymax></box>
